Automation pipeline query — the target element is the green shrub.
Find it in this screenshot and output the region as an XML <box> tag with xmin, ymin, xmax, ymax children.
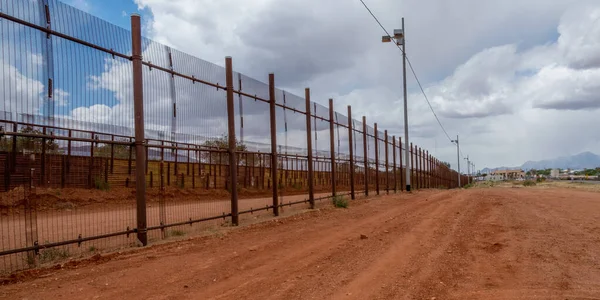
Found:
<box><xmin>168</xmin><ymin>230</ymin><xmax>186</xmax><ymax>237</ymax></box>
<box><xmin>332</xmin><ymin>195</ymin><xmax>348</xmax><ymax>208</ymax></box>
<box><xmin>39</xmin><ymin>247</ymin><xmax>70</xmax><ymax>263</ymax></box>
<box><xmin>523</xmin><ymin>180</ymin><xmax>536</xmax><ymax>187</ymax></box>
<box><xmin>463</xmin><ymin>183</ymin><xmax>474</xmax><ymax>189</ymax></box>
<box><xmin>94</xmin><ymin>177</ymin><xmax>110</xmax><ymax>191</ymax></box>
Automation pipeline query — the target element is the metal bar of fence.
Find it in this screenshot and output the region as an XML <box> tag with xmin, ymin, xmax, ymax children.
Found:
<box><xmin>225</xmin><ymin>56</ymin><xmax>239</xmax><ymax>226</ymax></box>
<box><xmin>131</xmin><ymin>14</ymin><xmax>148</xmax><ymax>246</ymax></box>
<box><xmin>374</xmin><ymin>123</ymin><xmax>379</xmax><ymax>195</ymax></box>
<box><xmin>147</xmin><ymin>214</ymin><xmax>231</xmax><ymax>231</ymax></box>
<box><xmin>269</xmin><ymin>73</ymin><xmax>279</xmax><ymax>216</ymax></box>
<box><xmin>384</xmin><ymin>130</ymin><xmax>389</xmax><ymax>194</ymax></box>
<box><xmin>393</xmin><ymin>136</ymin><xmax>397</xmax><ymax>193</ymax></box>
<box><xmin>347</xmin><ymin>105</ymin><xmax>355</xmax><ymax>200</ymax></box>
<box><xmin>329</xmin><ymin>99</ymin><xmax>336</xmax><ymax>198</ymax></box>
<box><xmin>0</xmin><ymin>228</ymin><xmax>137</xmax><ymax>257</ymax></box>
<box><xmin>305</xmin><ymin>88</ymin><xmax>315</xmax><ymax>209</ymax></box>
<box><xmin>362</xmin><ymin>116</ymin><xmax>368</xmax><ymax>196</ymax></box>
<box><xmin>0</xmin><ymin>12</ymin><xmax>131</xmax><ymax>60</ymax></box>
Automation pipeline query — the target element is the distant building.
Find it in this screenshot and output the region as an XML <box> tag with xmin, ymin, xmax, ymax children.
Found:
<box><xmin>490</xmin><ymin>169</ymin><xmax>526</xmax><ymax>180</ymax></box>
<box><xmin>486</xmin><ymin>174</ymin><xmax>504</xmax><ymax>182</ymax></box>
<box><xmin>550</xmin><ymin>169</ymin><xmax>560</xmax><ymax>178</ymax></box>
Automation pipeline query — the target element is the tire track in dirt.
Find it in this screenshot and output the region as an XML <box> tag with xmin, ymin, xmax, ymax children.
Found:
<box><xmin>202</xmin><ymin>190</ymin><xmax>453</xmax><ymax>300</ymax></box>
<box><xmin>332</xmin><ymin>189</ymin><xmax>476</xmax><ymax>300</ymax></box>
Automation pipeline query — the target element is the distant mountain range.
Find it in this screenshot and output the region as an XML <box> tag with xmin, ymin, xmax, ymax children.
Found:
<box><xmin>482</xmin><ymin>152</ymin><xmax>600</xmax><ymax>173</ymax></box>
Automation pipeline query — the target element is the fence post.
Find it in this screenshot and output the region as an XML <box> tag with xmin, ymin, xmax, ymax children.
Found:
<box><xmin>392</xmin><ymin>136</ymin><xmax>397</xmax><ymax>193</ymax></box>
<box><xmin>421</xmin><ymin>148</ymin><xmax>425</xmax><ymax>188</ymax></box>
<box><xmin>67</xmin><ymin>129</ymin><xmax>71</xmax><ymax>182</ymax></box>
<box><xmin>89</xmin><ymin>132</ymin><xmax>94</xmax><ymax>189</ymax></box>
<box><xmin>131</xmin><ymin>14</ymin><xmax>147</xmax><ymax>246</ymax></box>
<box><xmin>305</xmin><ymin>88</ymin><xmax>315</xmax><ymax>209</ymax></box>
<box><xmin>110</xmin><ymin>135</ymin><xmax>115</xmax><ymax>174</ymax></box>
<box><xmin>225</xmin><ymin>56</ymin><xmax>239</xmax><ymax>225</ymax></box>
<box><xmin>362</xmin><ymin>116</ymin><xmax>368</xmax><ymax>196</ymax></box>
<box><xmin>329</xmin><ymin>99</ymin><xmax>336</xmax><ymax>198</ymax></box>
<box><xmin>427</xmin><ymin>151</ymin><xmax>430</xmax><ymax>188</ymax></box>
<box><xmin>159</xmin><ymin>161</ymin><xmax>165</xmax><ymax>238</ymax></box>
<box><xmin>410</xmin><ymin>143</ymin><xmax>414</xmax><ymax>190</ymax></box>
<box><xmin>41</xmin><ymin>127</ymin><xmax>46</xmax><ymax>186</ymax></box>
<box><xmin>128</xmin><ymin>137</ymin><xmax>133</xmax><ymax>175</ymax></box>
<box><xmin>399</xmin><ymin>137</ymin><xmax>403</xmax><ymax>191</ymax></box>
<box><xmin>374</xmin><ymin>123</ymin><xmax>379</xmax><ymax>195</ymax></box>
<box><xmin>146</xmin><ymin>142</ymin><xmax>150</xmax><ymax>175</ymax></box>
<box><xmin>268</xmin><ymin>73</ymin><xmax>279</xmax><ymax>216</ymax></box>
<box><xmin>384</xmin><ymin>131</ymin><xmax>389</xmax><ymax>194</ymax></box>
<box><xmin>10</xmin><ymin>123</ymin><xmax>17</xmax><ymax>173</ymax></box>
<box><xmin>419</xmin><ymin>147</ymin><xmax>423</xmax><ymax>189</ymax></box>
<box><xmin>347</xmin><ymin>106</ymin><xmax>355</xmax><ymax>200</ymax></box>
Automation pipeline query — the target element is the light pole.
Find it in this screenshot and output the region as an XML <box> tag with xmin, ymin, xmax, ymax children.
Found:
<box><xmin>451</xmin><ymin>135</ymin><xmax>460</xmax><ymax>187</ymax></box>
<box><xmin>382</xmin><ymin>18</ymin><xmax>411</xmax><ymax>191</ymax></box>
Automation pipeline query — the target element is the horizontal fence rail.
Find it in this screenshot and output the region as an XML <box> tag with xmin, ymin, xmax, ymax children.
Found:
<box><xmin>0</xmin><ymin>0</ymin><xmax>470</xmax><ymax>274</ymax></box>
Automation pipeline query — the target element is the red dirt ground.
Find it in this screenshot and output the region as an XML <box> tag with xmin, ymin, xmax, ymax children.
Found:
<box><xmin>2</xmin><ymin>187</ymin><xmax>600</xmax><ymax>299</ymax></box>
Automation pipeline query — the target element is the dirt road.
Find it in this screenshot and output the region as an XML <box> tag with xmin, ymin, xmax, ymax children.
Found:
<box><xmin>2</xmin><ymin>187</ymin><xmax>600</xmax><ymax>299</ymax></box>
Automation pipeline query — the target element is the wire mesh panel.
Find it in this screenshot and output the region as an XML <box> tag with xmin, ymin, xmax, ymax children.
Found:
<box><xmin>50</xmin><ymin>0</ymin><xmax>132</xmax><ymax>54</ymax></box>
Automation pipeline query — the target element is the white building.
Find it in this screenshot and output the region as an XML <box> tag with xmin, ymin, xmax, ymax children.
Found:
<box><xmin>550</xmin><ymin>169</ymin><xmax>560</xmax><ymax>178</ymax></box>
<box><xmin>486</xmin><ymin>174</ymin><xmax>505</xmax><ymax>182</ymax></box>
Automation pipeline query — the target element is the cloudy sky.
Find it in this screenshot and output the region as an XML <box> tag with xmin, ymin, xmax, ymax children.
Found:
<box><xmin>28</xmin><ymin>0</ymin><xmax>600</xmax><ymax>169</ymax></box>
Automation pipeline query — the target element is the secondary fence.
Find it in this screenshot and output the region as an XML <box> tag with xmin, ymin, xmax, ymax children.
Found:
<box><xmin>0</xmin><ymin>0</ymin><xmax>469</xmax><ymax>274</ymax></box>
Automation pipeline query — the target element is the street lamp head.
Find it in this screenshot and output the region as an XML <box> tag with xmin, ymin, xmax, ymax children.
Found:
<box><xmin>394</xmin><ymin>29</ymin><xmax>404</xmax><ymax>45</ymax></box>
<box><xmin>393</xmin><ymin>29</ymin><xmax>404</xmax><ymax>39</ymax></box>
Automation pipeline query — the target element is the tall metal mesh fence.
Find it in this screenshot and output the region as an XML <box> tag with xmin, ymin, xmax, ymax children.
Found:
<box><xmin>0</xmin><ymin>0</ymin><xmax>468</xmax><ymax>274</ymax></box>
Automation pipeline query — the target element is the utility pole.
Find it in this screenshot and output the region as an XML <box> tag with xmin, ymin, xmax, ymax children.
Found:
<box><xmin>383</xmin><ymin>18</ymin><xmax>410</xmax><ymax>191</ymax></box>
<box><xmin>451</xmin><ymin>135</ymin><xmax>460</xmax><ymax>187</ymax></box>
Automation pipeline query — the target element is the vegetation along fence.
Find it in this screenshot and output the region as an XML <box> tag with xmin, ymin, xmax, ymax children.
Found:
<box><xmin>0</xmin><ymin>0</ymin><xmax>469</xmax><ymax>274</ymax></box>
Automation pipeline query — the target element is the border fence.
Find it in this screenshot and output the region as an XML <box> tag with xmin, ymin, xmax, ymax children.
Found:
<box><xmin>0</xmin><ymin>0</ymin><xmax>468</xmax><ymax>274</ymax></box>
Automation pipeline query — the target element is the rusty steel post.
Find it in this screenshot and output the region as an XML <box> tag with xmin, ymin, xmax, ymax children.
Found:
<box><xmin>10</xmin><ymin>123</ymin><xmax>16</xmax><ymax>173</ymax></box>
<box><xmin>427</xmin><ymin>151</ymin><xmax>430</xmax><ymax>188</ymax></box>
<box><xmin>329</xmin><ymin>99</ymin><xmax>336</xmax><ymax>198</ymax></box>
<box><xmin>421</xmin><ymin>148</ymin><xmax>424</xmax><ymax>189</ymax></box>
<box><xmin>420</xmin><ymin>148</ymin><xmax>424</xmax><ymax>189</ymax></box>
<box><xmin>399</xmin><ymin>137</ymin><xmax>403</xmax><ymax>191</ymax></box>
<box><xmin>268</xmin><ymin>73</ymin><xmax>279</xmax><ymax>216</ymax></box>
<box><xmin>131</xmin><ymin>14</ymin><xmax>147</xmax><ymax>246</ymax></box>
<box><xmin>110</xmin><ymin>135</ymin><xmax>115</xmax><ymax>174</ymax></box>
<box><xmin>89</xmin><ymin>132</ymin><xmax>94</xmax><ymax>189</ymax></box>
<box><xmin>305</xmin><ymin>88</ymin><xmax>315</xmax><ymax>208</ymax></box>
<box><xmin>362</xmin><ymin>116</ymin><xmax>368</xmax><ymax>196</ymax></box>
<box><xmin>41</xmin><ymin>127</ymin><xmax>46</xmax><ymax>186</ymax></box>
<box><xmin>225</xmin><ymin>57</ymin><xmax>239</xmax><ymax>225</ymax></box>
<box><xmin>410</xmin><ymin>143</ymin><xmax>414</xmax><ymax>190</ymax></box>
<box><xmin>384</xmin><ymin>130</ymin><xmax>389</xmax><ymax>194</ymax></box>
<box><xmin>347</xmin><ymin>106</ymin><xmax>355</xmax><ymax>200</ymax></box>
<box><xmin>374</xmin><ymin>123</ymin><xmax>379</xmax><ymax>195</ymax></box>
<box><xmin>417</xmin><ymin>147</ymin><xmax>421</xmax><ymax>189</ymax></box>
<box><xmin>392</xmin><ymin>136</ymin><xmax>397</xmax><ymax>193</ymax></box>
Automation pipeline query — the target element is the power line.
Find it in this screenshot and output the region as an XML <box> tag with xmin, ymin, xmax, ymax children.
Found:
<box><xmin>357</xmin><ymin>0</ymin><xmax>452</xmax><ymax>142</ymax></box>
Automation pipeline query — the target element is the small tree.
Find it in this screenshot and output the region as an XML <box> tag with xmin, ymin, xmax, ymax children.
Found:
<box><xmin>0</xmin><ymin>126</ymin><xmax>61</xmax><ymax>154</ymax></box>
<box><xmin>94</xmin><ymin>141</ymin><xmax>132</xmax><ymax>159</ymax></box>
<box><xmin>200</xmin><ymin>135</ymin><xmax>258</xmax><ymax>166</ymax></box>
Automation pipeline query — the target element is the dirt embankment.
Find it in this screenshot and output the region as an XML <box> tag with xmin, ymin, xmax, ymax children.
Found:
<box><xmin>0</xmin><ymin>185</ymin><xmax>342</xmax><ymax>210</ymax></box>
